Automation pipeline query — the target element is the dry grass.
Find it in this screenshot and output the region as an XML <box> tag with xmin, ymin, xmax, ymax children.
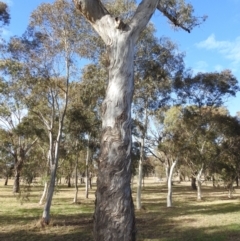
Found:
<box><xmin>0</xmin><ymin>178</ymin><xmax>240</xmax><ymax>241</ymax></box>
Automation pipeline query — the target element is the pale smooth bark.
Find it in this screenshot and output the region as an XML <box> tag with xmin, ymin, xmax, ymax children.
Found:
<box><xmin>42</xmin><ymin>162</ymin><xmax>58</xmax><ymax>223</ymax></box>
<box><xmin>39</xmin><ymin>182</ymin><xmax>48</xmax><ymax>205</ymax></box>
<box><xmin>42</xmin><ymin>113</ymin><xmax>67</xmax><ymax>224</ymax></box>
<box><xmin>196</xmin><ymin>141</ymin><xmax>206</xmax><ymax>200</ymax></box>
<box><xmin>227</xmin><ymin>182</ymin><xmax>234</xmax><ymax>198</ymax></box>
<box><xmin>39</xmin><ymin>150</ymin><xmax>50</xmax><ymax>205</ymax></box>
<box><xmin>165</xmin><ymin>161</ymin><xmax>170</xmax><ymax>183</ymax></box>
<box><xmin>136</xmin><ymin>145</ymin><xmax>143</xmax><ymax>210</ymax></box>
<box><xmin>136</xmin><ymin>107</ymin><xmax>148</xmax><ymax>210</ymax></box>
<box><xmin>167</xmin><ymin>159</ymin><xmax>178</xmax><ymax>207</ymax></box>
<box><xmin>41</xmin><ymin>58</ymin><xmax>69</xmax><ymax>224</ymax></box>
<box><xmin>74</xmin><ymin>1</ymin><xmax>159</xmax><ymax>240</ymax></box>
<box><xmin>73</xmin><ymin>154</ymin><xmax>79</xmax><ymax>203</ymax></box>
<box><xmin>85</xmin><ymin>135</ymin><xmax>90</xmax><ymax>199</ymax></box>
<box><xmin>196</xmin><ymin>165</ymin><xmax>204</xmax><ymax>200</ymax></box>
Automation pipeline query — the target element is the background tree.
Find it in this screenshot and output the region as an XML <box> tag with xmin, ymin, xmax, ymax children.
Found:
<box><xmin>133</xmin><ymin>28</ymin><xmax>184</xmax><ymax>209</ymax></box>
<box><xmin>212</xmin><ymin>114</ymin><xmax>240</xmax><ymax>197</ymax></box>
<box><xmin>0</xmin><ymin>68</ymin><xmax>39</xmax><ymax>193</ymax></box>
<box><xmin>173</xmin><ymin>70</ymin><xmax>239</xmax><ymax>200</ymax></box>
<box><xmin>8</xmin><ymin>0</ymin><xmax>95</xmax><ymax>224</ymax></box>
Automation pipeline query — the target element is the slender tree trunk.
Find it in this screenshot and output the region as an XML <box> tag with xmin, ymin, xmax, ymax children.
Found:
<box><xmin>42</xmin><ymin>163</ymin><xmax>58</xmax><ymax>224</ymax></box>
<box><xmin>41</xmin><ymin>43</ymin><xmax>69</xmax><ymax>223</ymax></box>
<box><xmin>191</xmin><ymin>176</ymin><xmax>197</xmax><ymax>190</ymax></box>
<box><xmin>13</xmin><ymin>162</ymin><xmax>22</xmax><ymax>193</ymax></box>
<box><xmin>236</xmin><ymin>176</ymin><xmax>239</xmax><ymax>187</ymax></box>
<box><xmin>12</xmin><ymin>140</ymin><xmax>37</xmax><ymax>193</ymax></box>
<box><xmin>42</xmin><ymin>131</ymin><xmax>63</xmax><ymax>224</ymax></box>
<box><xmin>73</xmin><ymin>156</ymin><xmax>79</xmax><ymax>203</ymax></box>
<box><xmin>136</xmin><ymin>156</ymin><xmax>143</xmax><ymax>210</ymax></box>
<box><xmin>67</xmin><ymin>175</ymin><xmax>71</xmax><ymax>187</ymax></box>
<box><xmin>212</xmin><ymin>174</ymin><xmax>216</xmax><ymax>187</ymax></box>
<box><xmin>165</xmin><ymin>162</ymin><xmax>170</xmax><ymax>183</ymax></box>
<box><xmin>13</xmin><ymin>171</ymin><xmax>20</xmax><ymax>193</ymax></box>
<box><xmin>4</xmin><ymin>175</ymin><xmax>8</xmax><ymax>186</ymax></box>
<box><xmin>227</xmin><ymin>181</ymin><xmax>234</xmax><ymax>198</ymax></box>
<box><xmin>167</xmin><ymin>159</ymin><xmax>178</xmax><ymax>207</ymax></box>
<box><xmin>197</xmin><ymin>166</ymin><xmax>204</xmax><ymax>200</ymax></box>
<box><xmin>85</xmin><ymin>135</ymin><xmax>90</xmax><ymax>199</ymax></box>
<box><xmin>39</xmin><ymin>182</ymin><xmax>48</xmax><ymax>205</ymax></box>
<box><xmin>136</xmin><ymin>106</ymin><xmax>148</xmax><ymax>210</ymax></box>
<box><xmin>89</xmin><ymin>173</ymin><xmax>92</xmax><ymax>189</ymax></box>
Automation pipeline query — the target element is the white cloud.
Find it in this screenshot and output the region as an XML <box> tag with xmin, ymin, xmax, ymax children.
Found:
<box><xmin>192</xmin><ymin>61</ymin><xmax>208</xmax><ymax>74</ymax></box>
<box><xmin>196</xmin><ymin>34</ymin><xmax>240</xmax><ymax>65</ymax></box>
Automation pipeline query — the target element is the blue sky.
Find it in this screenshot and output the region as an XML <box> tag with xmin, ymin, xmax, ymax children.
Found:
<box><xmin>2</xmin><ymin>0</ymin><xmax>240</xmax><ymax>116</ymax></box>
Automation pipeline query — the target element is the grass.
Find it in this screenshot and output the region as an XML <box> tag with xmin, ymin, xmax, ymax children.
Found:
<box><xmin>0</xmin><ymin>178</ymin><xmax>240</xmax><ymax>241</ymax></box>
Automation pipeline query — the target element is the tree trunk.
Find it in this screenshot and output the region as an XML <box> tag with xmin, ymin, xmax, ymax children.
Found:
<box><xmin>196</xmin><ymin>166</ymin><xmax>204</xmax><ymax>200</ymax></box>
<box><xmin>227</xmin><ymin>181</ymin><xmax>234</xmax><ymax>198</ymax></box>
<box><xmin>167</xmin><ymin>159</ymin><xmax>178</xmax><ymax>207</ymax></box>
<box><xmin>4</xmin><ymin>175</ymin><xmax>8</xmax><ymax>186</ymax></box>
<box><xmin>89</xmin><ymin>172</ymin><xmax>92</xmax><ymax>189</ymax></box>
<box><xmin>12</xmin><ymin>139</ymin><xmax>38</xmax><ymax>193</ymax></box>
<box><xmin>73</xmin><ymin>157</ymin><xmax>78</xmax><ymax>203</ymax></box>
<box><xmin>13</xmin><ymin>163</ymin><xmax>21</xmax><ymax>193</ymax></box>
<box><xmin>42</xmin><ymin>131</ymin><xmax>63</xmax><ymax>224</ymax></box>
<box><xmin>165</xmin><ymin>162</ymin><xmax>170</xmax><ymax>183</ymax></box>
<box><xmin>236</xmin><ymin>176</ymin><xmax>239</xmax><ymax>187</ymax></box>
<box><xmin>212</xmin><ymin>174</ymin><xmax>216</xmax><ymax>187</ymax></box>
<box><xmin>136</xmin><ymin>107</ymin><xmax>147</xmax><ymax>210</ymax></box>
<box><xmin>42</xmin><ymin>164</ymin><xmax>57</xmax><ymax>224</ymax></box>
<box><xmin>85</xmin><ymin>135</ymin><xmax>90</xmax><ymax>199</ymax></box>
<box><xmin>67</xmin><ymin>175</ymin><xmax>71</xmax><ymax>187</ymax></box>
<box><xmin>191</xmin><ymin>176</ymin><xmax>197</xmax><ymax>190</ymax></box>
<box><xmin>39</xmin><ymin>181</ymin><xmax>48</xmax><ymax>205</ymax></box>
<box><xmin>136</xmin><ymin>157</ymin><xmax>143</xmax><ymax>210</ymax></box>
<box><xmin>94</xmin><ymin>36</ymin><xmax>136</xmax><ymax>241</ymax></box>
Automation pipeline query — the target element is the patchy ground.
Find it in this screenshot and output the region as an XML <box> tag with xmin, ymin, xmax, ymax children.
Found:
<box><xmin>0</xmin><ymin>178</ymin><xmax>240</xmax><ymax>241</ymax></box>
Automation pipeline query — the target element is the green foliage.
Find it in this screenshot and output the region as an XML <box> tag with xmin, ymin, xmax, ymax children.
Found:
<box><xmin>174</xmin><ymin>70</ymin><xmax>240</xmax><ymax>107</ymax></box>
<box><xmin>0</xmin><ymin>1</ymin><xmax>10</xmax><ymax>27</ymax></box>
<box><xmin>157</xmin><ymin>0</ymin><xmax>207</xmax><ymax>33</ymax></box>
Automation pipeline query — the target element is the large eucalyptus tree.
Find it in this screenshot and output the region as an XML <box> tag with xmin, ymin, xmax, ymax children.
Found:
<box><xmin>73</xmin><ymin>0</ymin><xmax>205</xmax><ymax>240</ymax></box>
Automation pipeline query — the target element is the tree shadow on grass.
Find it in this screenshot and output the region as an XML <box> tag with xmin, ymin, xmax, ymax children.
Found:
<box><xmin>0</xmin><ymin>229</ymin><xmax>93</xmax><ymax>241</ymax></box>
<box><xmin>136</xmin><ymin>182</ymin><xmax>240</xmax><ymax>241</ymax></box>
<box><xmin>135</xmin><ymin>206</ymin><xmax>240</xmax><ymax>241</ymax></box>
<box><xmin>136</xmin><ymin>224</ymin><xmax>240</xmax><ymax>241</ymax></box>
<box><xmin>0</xmin><ymin>213</ymin><xmax>94</xmax><ymax>241</ymax></box>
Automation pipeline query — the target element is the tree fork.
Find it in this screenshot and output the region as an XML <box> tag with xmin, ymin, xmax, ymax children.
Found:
<box><xmin>73</xmin><ymin>0</ymin><xmax>197</xmax><ymax>240</ymax></box>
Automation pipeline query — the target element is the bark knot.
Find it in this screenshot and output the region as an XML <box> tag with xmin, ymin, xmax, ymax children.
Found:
<box><xmin>115</xmin><ymin>17</ymin><xmax>129</xmax><ymax>31</ymax></box>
